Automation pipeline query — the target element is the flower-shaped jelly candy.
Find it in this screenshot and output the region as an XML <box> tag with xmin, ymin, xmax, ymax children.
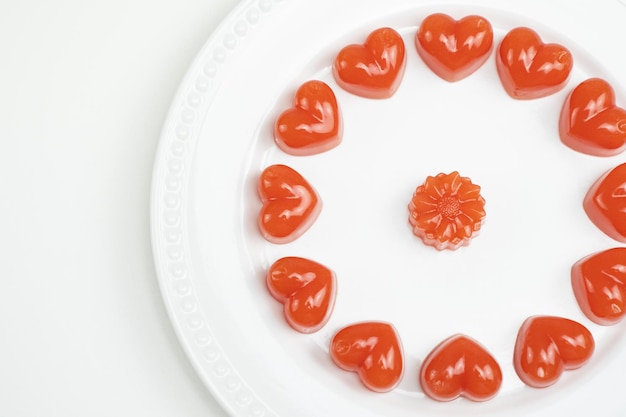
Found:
<box><xmin>408</xmin><ymin>171</ymin><xmax>486</xmax><ymax>250</ymax></box>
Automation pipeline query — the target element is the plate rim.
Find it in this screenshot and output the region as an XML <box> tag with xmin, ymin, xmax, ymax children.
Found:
<box><xmin>150</xmin><ymin>0</ymin><xmax>279</xmax><ymax>415</ymax></box>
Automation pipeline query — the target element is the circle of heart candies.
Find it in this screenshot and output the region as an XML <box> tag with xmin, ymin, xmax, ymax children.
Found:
<box><xmin>257</xmin><ymin>12</ymin><xmax>626</xmax><ymax>402</ymax></box>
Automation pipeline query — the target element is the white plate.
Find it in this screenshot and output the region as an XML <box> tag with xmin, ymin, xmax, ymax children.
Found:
<box><xmin>150</xmin><ymin>0</ymin><xmax>626</xmax><ymax>415</ymax></box>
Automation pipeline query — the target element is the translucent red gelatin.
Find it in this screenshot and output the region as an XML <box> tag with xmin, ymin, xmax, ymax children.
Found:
<box><xmin>330</xmin><ymin>321</ymin><xmax>404</xmax><ymax>392</ymax></box>
<box><xmin>513</xmin><ymin>316</ymin><xmax>594</xmax><ymax>388</ymax></box>
<box><xmin>257</xmin><ymin>164</ymin><xmax>322</xmax><ymax>244</ymax></box>
<box><xmin>274</xmin><ymin>80</ymin><xmax>343</xmax><ymax>156</ymax></box>
<box><xmin>496</xmin><ymin>27</ymin><xmax>573</xmax><ymax>99</ymax></box>
<box><xmin>266</xmin><ymin>257</ymin><xmax>336</xmax><ymax>333</ymax></box>
<box><xmin>571</xmin><ymin>248</ymin><xmax>626</xmax><ymax>325</ymax></box>
<box><xmin>415</xmin><ymin>13</ymin><xmax>493</xmax><ymax>82</ymax></box>
<box><xmin>419</xmin><ymin>334</ymin><xmax>502</xmax><ymax>402</ymax></box>
<box><xmin>584</xmin><ymin>163</ymin><xmax>626</xmax><ymax>243</ymax></box>
<box><xmin>333</xmin><ymin>27</ymin><xmax>407</xmax><ymax>99</ymax></box>
<box><xmin>559</xmin><ymin>78</ymin><xmax>626</xmax><ymax>156</ymax></box>
<box><xmin>408</xmin><ymin>171</ymin><xmax>486</xmax><ymax>250</ymax></box>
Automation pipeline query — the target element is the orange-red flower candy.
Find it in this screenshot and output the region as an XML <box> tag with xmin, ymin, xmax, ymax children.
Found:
<box><xmin>408</xmin><ymin>172</ymin><xmax>486</xmax><ymax>250</ymax></box>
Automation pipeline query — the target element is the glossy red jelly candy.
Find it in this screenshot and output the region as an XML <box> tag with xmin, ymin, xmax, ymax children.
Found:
<box><xmin>415</xmin><ymin>13</ymin><xmax>493</xmax><ymax>82</ymax></box>
<box><xmin>333</xmin><ymin>27</ymin><xmax>407</xmax><ymax>99</ymax></box>
<box><xmin>266</xmin><ymin>257</ymin><xmax>336</xmax><ymax>333</ymax></box>
<box><xmin>496</xmin><ymin>27</ymin><xmax>573</xmax><ymax>99</ymax></box>
<box><xmin>408</xmin><ymin>171</ymin><xmax>486</xmax><ymax>250</ymax></box>
<box><xmin>274</xmin><ymin>80</ymin><xmax>343</xmax><ymax>156</ymax></box>
<box><xmin>584</xmin><ymin>163</ymin><xmax>626</xmax><ymax>243</ymax></box>
<box><xmin>559</xmin><ymin>78</ymin><xmax>626</xmax><ymax>156</ymax></box>
<box><xmin>420</xmin><ymin>334</ymin><xmax>502</xmax><ymax>402</ymax></box>
<box><xmin>513</xmin><ymin>316</ymin><xmax>594</xmax><ymax>388</ymax></box>
<box><xmin>330</xmin><ymin>321</ymin><xmax>404</xmax><ymax>392</ymax></box>
<box><xmin>572</xmin><ymin>248</ymin><xmax>626</xmax><ymax>325</ymax></box>
<box><xmin>257</xmin><ymin>164</ymin><xmax>321</xmax><ymax>244</ymax></box>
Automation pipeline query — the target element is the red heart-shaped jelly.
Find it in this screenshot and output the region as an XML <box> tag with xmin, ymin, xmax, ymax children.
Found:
<box><xmin>419</xmin><ymin>334</ymin><xmax>502</xmax><ymax>402</ymax></box>
<box><xmin>274</xmin><ymin>80</ymin><xmax>343</xmax><ymax>156</ymax></box>
<box><xmin>415</xmin><ymin>13</ymin><xmax>493</xmax><ymax>82</ymax></box>
<box><xmin>559</xmin><ymin>78</ymin><xmax>626</xmax><ymax>156</ymax></box>
<box><xmin>333</xmin><ymin>27</ymin><xmax>407</xmax><ymax>99</ymax></box>
<box><xmin>257</xmin><ymin>164</ymin><xmax>321</xmax><ymax>244</ymax></box>
<box><xmin>330</xmin><ymin>321</ymin><xmax>404</xmax><ymax>392</ymax></box>
<box><xmin>496</xmin><ymin>27</ymin><xmax>572</xmax><ymax>99</ymax></box>
<box><xmin>513</xmin><ymin>316</ymin><xmax>594</xmax><ymax>388</ymax></box>
<box><xmin>584</xmin><ymin>163</ymin><xmax>626</xmax><ymax>243</ymax></box>
<box><xmin>266</xmin><ymin>257</ymin><xmax>336</xmax><ymax>333</ymax></box>
<box><xmin>572</xmin><ymin>248</ymin><xmax>626</xmax><ymax>325</ymax></box>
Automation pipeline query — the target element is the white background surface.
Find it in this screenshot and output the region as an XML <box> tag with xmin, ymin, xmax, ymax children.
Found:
<box><xmin>0</xmin><ymin>0</ymin><xmax>237</xmax><ymax>415</ymax></box>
